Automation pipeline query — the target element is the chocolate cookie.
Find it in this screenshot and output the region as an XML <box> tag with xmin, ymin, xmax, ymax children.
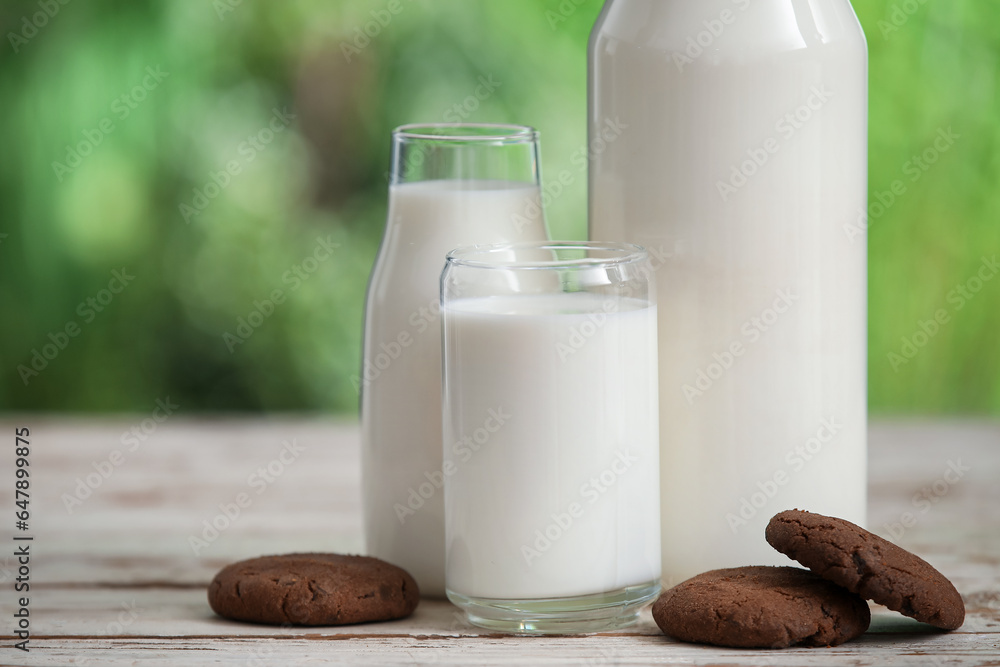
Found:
<box><xmin>208</xmin><ymin>553</ymin><xmax>419</xmax><ymax>625</ymax></box>
<box><xmin>652</xmin><ymin>566</ymin><xmax>870</xmax><ymax>648</ymax></box>
<box><xmin>766</xmin><ymin>510</ymin><xmax>964</xmax><ymax>630</ymax></box>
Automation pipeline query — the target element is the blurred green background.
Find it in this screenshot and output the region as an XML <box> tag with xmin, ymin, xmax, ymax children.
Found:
<box><xmin>0</xmin><ymin>0</ymin><xmax>997</xmax><ymax>414</ymax></box>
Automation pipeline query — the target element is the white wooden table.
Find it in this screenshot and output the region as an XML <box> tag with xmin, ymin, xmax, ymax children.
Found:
<box><xmin>1</xmin><ymin>417</ymin><xmax>998</xmax><ymax>665</ymax></box>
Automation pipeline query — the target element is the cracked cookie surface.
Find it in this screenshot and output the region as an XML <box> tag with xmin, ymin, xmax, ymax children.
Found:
<box><xmin>208</xmin><ymin>553</ymin><xmax>419</xmax><ymax>625</ymax></box>
<box><xmin>766</xmin><ymin>509</ymin><xmax>964</xmax><ymax>630</ymax></box>
<box><xmin>652</xmin><ymin>566</ymin><xmax>870</xmax><ymax>648</ymax></box>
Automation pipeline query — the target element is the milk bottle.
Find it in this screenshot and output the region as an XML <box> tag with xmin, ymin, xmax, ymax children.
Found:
<box><xmin>588</xmin><ymin>0</ymin><xmax>868</xmax><ymax>582</ymax></box>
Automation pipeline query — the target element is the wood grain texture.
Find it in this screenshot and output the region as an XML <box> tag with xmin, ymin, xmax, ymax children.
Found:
<box><xmin>0</xmin><ymin>417</ymin><xmax>997</xmax><ymax>665</ymax></box>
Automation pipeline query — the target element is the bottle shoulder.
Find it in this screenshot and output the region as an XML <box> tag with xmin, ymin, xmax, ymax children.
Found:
<box><xmin>592</xmin><ymin>0</ymin><xmax>866</xmax><ymax>59</ymax></box>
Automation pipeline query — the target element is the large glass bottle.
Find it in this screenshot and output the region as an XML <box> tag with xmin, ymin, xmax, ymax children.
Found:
<box><xmin>361</xmin><ymin>124</ymin><xmax>548</xmax><ymax>597</ymax></box>
<box><xmin>589</xmin><ymin>0</ymin><xmax>868</xmax><ymax>584</ymax></box>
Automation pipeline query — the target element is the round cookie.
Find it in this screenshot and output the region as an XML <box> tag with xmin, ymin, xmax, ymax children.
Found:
<box><xmin>652</xmin><ymin>566</ymin><xmax>871</xmax><ymax>648</ymax></box>
<box><xmin>208</xmin><ymin>553</ymin><xmax>419</xmax><ymax>626</ymax></box>
<box><xmin>766</xmin><ymin>510</ymin><xmax>965</xmax><ymax>630</ymax></box>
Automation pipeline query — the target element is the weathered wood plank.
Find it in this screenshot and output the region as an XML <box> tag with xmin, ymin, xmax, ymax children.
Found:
<box><xmin>7</xmin><ymin>589</ymin><xmax>1000</xmax><ymax>639</ymax></box>
<box><xmin>8</xmin><ymin>627</ymin><xmax>1000</xmax><ymax>667</ymax></box>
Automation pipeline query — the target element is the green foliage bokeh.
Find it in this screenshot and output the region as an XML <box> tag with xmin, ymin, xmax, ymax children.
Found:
<box><xmin>0</xmin><ymin>0</ymin><xmax>997</xmax><ymax>414</ymax></box>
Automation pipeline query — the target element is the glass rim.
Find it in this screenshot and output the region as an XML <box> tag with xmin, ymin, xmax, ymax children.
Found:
<box><xmin>393</xmin><ymin>123</ymin><xmax>539</xmax><ymax>144</ymax></box>
<box><xmin>446</xmin><ymin>241</ymin><xmax>649</xmax><ymax>270</ymax></box>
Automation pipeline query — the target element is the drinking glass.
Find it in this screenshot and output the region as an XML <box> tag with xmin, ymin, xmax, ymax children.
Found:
<box><xmin>441</xmin><ymin>241</ymin><xmax>661</xmax><ymax>634</ymax></box>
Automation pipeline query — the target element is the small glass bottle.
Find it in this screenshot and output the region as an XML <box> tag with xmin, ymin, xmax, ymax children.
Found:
<box><xmin>361</xmin><ymin>125</ymin><xmax>548</xmax><ymax>597</ymax></box>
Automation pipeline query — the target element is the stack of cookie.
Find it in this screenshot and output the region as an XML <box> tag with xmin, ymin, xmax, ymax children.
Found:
<box><xmin>653</xmin><ymin>509</ymin><xmax>966</xmax><ymax>649</ymax></box>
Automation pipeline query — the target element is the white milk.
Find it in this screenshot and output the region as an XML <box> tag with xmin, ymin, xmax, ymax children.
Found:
<box><xmin>442</xmin><ymin>293</ymin><xmax>660</xmax><ymax>600</ymax></box>
<box><xmin>589</xmin><ymin>0</ymin><xmax>868</xmax><ymax>583</ymax></box>
<box><xmin>361</xmin><ymin>180</ymin><xmax>547</xmax><ymax>597</ymax></box>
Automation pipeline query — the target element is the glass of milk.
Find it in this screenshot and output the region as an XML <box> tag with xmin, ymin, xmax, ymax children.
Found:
<box><xmin>362</xmin><ymin>125</ymin><xmax>549</xmax><ymax>599</ymax></box>
<box><xmin>441</xmin><ymin>242</ymin><xmax>661</xmax><ymax>634</ymax></box>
